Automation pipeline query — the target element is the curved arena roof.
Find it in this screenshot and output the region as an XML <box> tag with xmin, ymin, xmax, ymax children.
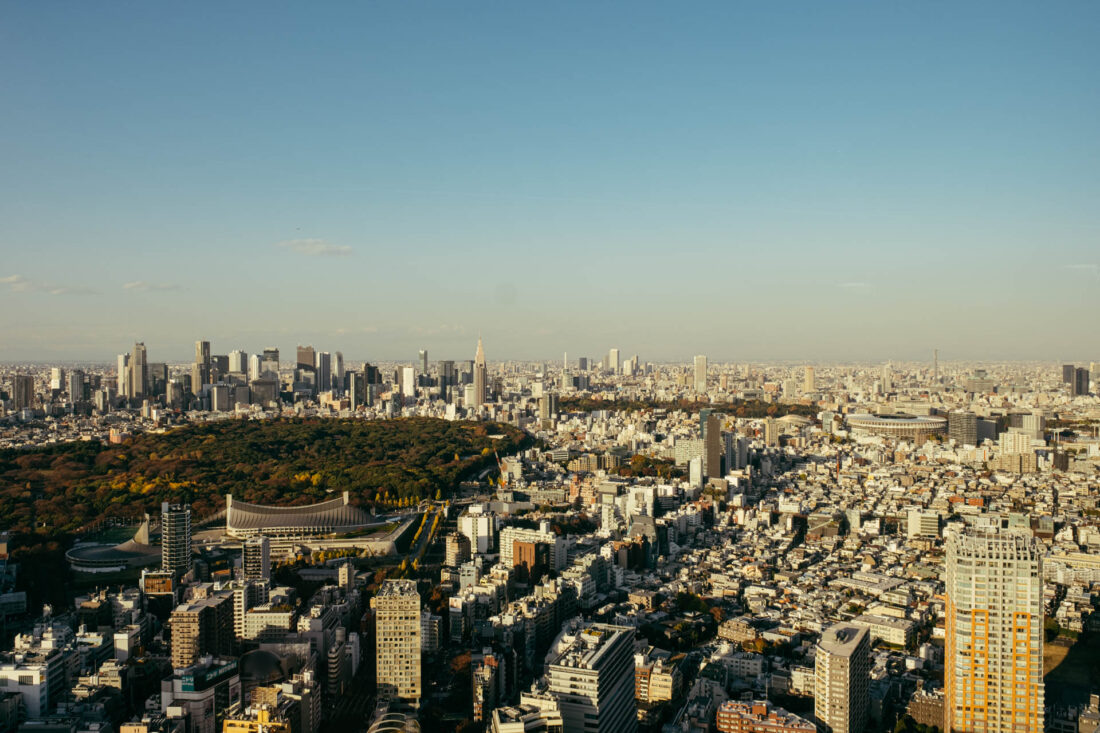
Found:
<box><xmin>67</xmin><ymin>518</ymin><xmax>161</xmax><ymax>572</ymax></box>
<box><xmin>225</xmin><ymin>491</ymin><xmax>375</xmax><ymax>538</ymax></box>
<box><xmin>846</xmin><ymin>413</ymin><xmax>946</xmax><ymax>439</ymax></box>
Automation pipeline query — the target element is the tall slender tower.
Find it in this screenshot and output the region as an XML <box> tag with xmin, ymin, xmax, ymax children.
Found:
<box><xmin>129</xmin><ymin>342</ymin><xmax>148</xmax><ymax>400</ymax></box>
<box><xmin>933</xmin><ymin>349</ymin><xmax>939</xmax><ymax>382</ymax></box>
<box><xmin>193</xmin><ymin>340</ymin><xmax>211</xmax><ymax>396</ymax></box>
<box><xmin>161</xmin><ymin>501</ymin><xmax>192</xmax><ymax>578</ymax></box>
<box><xmin>815</xmin><ymin>624</ymin><xmax>870</xmax><ymax>733</ymax></box>
<box><xmin>473</xmin><ymin>336</ymin><xmax>487</xmax><ymax>407</ymax></box>
<box><xmin>944</xmin><ymin>526</ymin><xmax>1043</xmax><ymax>732</ymax></box>
<box><xmin>372</xmin><ymin>579</ymin><xmax>421</xmax><ymax>707</ymax></box>
<box><xmin>117</xmin><ymin>353</ymin><xmax>130</xmax><ymax>398</ymax></box>
<box><xmin>693</xmin><ymin>355</ymin><xmax>708</xmax><ymax>394</ymax></box>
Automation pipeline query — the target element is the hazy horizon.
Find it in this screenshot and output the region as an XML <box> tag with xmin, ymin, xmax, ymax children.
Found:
<box><xmin>3</xmin><ymin>2</ymin><xmax>1098</xmax><ymax>361</ymax></box>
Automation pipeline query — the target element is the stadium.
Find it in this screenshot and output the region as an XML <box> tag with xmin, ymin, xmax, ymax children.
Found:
<box><xmin>66</xmin><ymin>518</ymin><xmax>162</xmax><ymax>573</ymax></box>
<box><xmin>225</xmin><ymin>491</ymin><xmax>377</xmax><ymax>542</ymax></box>
<box><xmin>845</xmin><ymin>413</ymin><xmax>947</xmax><ymax>441</ymax></box>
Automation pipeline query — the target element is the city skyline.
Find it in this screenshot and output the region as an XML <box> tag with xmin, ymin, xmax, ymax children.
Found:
<box><xmin>3</xmin><ymin>2</ymin><xmax>1099</xmax><ymax>361</ymax></box>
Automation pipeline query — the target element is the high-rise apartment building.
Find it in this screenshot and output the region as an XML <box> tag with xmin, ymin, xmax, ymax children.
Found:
<box><xmin>944</xmin><ymin>526</ymin><xmax>1043</xmax><ymax>732</ymax></box>
<box><xmin>10</xmin><ymin>375</ymin><xmax>35</xmax><ymax>411</ymax></box>
<box><xmin>814</xmin><ymin>624</ymin><xmax>870</xmax><ymax>733</ymax></box>
<box><xmin>242</xmin><ymin>536</ymin><xmax>271</xmax><ymax>582</ymax></box>
<box><xmin>693</xmin><ymin>355</ymin><xmax>708</xmax><ymax>394</ymax></box>
<box><xmin>372</xmin><ymin>579</ymin><xmax>421</xmax><ymax>707</ymax></box>
<box><xmin>948</xmin><ymin>412</ymin><xmax>978</xmax><ymax>447</ymax></box>
<box><xmin>881</xmin><ymin>363</ymin><xmax>893</xmax><ymax>393</ymax></box>
<box><xmin>169</xmin><ymin>595</ymin><xmax>234</xmax><ymax>670</ymax></box>
<box><xmin>546</xmin><ymin>622</ymin><xmax>637</xmax><ymax>733</ymax></box>
<box><xmin>161</xmin><ymin>502</ymin><xmax>193</xmax><ymax>577</ymax></box>
<box><xmin>472</xmin><ymin>337</ymin><xmax>487</xmax><ymax>408</ymax></box>
<box><xmin>803</xmin><ymin>365</ymin><xmax>816</xmax><ymax>393</ymax></box>
<box><xmin>444</xmin><ymin>532</ymin><xmax>471</xmax><ymax>567</ymax></box>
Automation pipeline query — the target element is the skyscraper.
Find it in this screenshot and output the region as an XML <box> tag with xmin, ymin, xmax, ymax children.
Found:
<box><xmin>117</xmin><ymin>353</ymin><xmax>130</xmax><ymax>398</ymax></box>
<box><xmin>10</xmin><ymin>375</ymin><xmax>35</xmax><ymax>411</ymax></box>
<box><xmin>400</xmin><ymin>366</ymin><xmax>416</xmax><ymax>399</ymax></box>
<box><xmin>933</xmin><ymin>349</ymin><xmax>939</xmax><ymax>382</ymax></box>
<box><xmin>228</xmin><ymin>350</ymin><xmax>248</xmax><ymax>374</ymax></box>
<box><xmin>608</xmin><ymin>348</ymin><xmax>620</xmax><ymax>374</ymax></box>
<box><xmin>472</xmin><ymin>337</ymin><xmax>487</xmax><ymax>408</ymax></box>
<box><xmin>161</xmin><ymin>502</ymin><xmax>193</xmax><ymax>578</ymax></box>
<box><xmin>1062</xmin><ymin>364</ymin><xmax>1075</xmax><ymax>384</ymax></box>
<box><xmin>418</xmin><ymin>349</ymin><xmax>428</xmax><ymax>376</ymax></box>
<box><xmin>241</xmin><ymin>536</ymin><xmax>271</xmax><ymax>582</ymax></box>
<box><xmin>193</xmin><ymin>340</ymin><xmax>211</xmax><ymax>396</ymax></box>
<box><xmin>814</xmin><ymin>624</ymin><xmax>870</xmax><ymax>733</ymax></box>
<box><xmin>1073</xmin><ymin>366</ymin><xmax>1090</xmax><ymax>397</ymax></box>
<box><xmin>944</xmin><ymin>526</ymin><xmax>1044</xmax><ymax>732</ymax></box>
<box><xmin>703</xmin><ymin>412</ymin><xmax>722</xmax><ymax>479</ymax></box>
<box><xmin>129</xmin><ymin>342</ymin><xmax>148</xmax><ymax>401</ymax></box>
<box><xmin>332</xmin><ymin>351</ymin><xmax>344</xmax><ymax>392</ymax></box>
<box><xmin>372</xmin><ymin>579</ymin><xmax>421</xmax><ymax>707</ymax></box>
<box><xmin>693</xmin><ymin>355</ymin><xmax>708</xmax><ymax>394</ymax></box>
<box><xmin>315</xmin><ymin>352</ymin><xmax>332</xmax><ymax>392</ymax></box>
<box><xmin>296</xmin><ymin>345</ymin><xmax>316</xmax><ymax>371</ymax></box>
<box><xmin>68</xmin><ymin>370</ymin><xmax>85</xmax><ymax>402</ymax></box>
<box><xmin>546</xmin><ymin>622</ymin><xmax>637</xmax><ymax>733</ymax></box>
<box><xmin>803</xmin><ymin>365</ymin><xmax>816</xmax><ymax>393</ymax></box>
<box><xmin>50</xmin><ymin>367</ymin><xmax>65</xmax><ymax>392</ymax></box>
<box><xmin>439</xmin><ymin>360</ymin><xmax>456</xmax><ymax>391</ymax></box>
<box><xmin>261</xmin><ymin>348</ymin><xmax>280</xmax><ymax>377</ymax></box>
<box><xmin>881</xmin><ymin>362</ymin><xmax>892</xmax><ymax>393</ymax></box>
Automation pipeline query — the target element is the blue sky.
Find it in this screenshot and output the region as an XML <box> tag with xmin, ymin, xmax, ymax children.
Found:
<box><xmin>2</xmin><ymin>1</ymin><xmax>1098</xmax><ymax>363</ymax></box>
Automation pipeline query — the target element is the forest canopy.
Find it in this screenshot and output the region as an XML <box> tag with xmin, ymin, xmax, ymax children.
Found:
<box><xmin>0</xmin><ymin>417</ymin><xmax>530</xmax><ymax>538</ymax></box>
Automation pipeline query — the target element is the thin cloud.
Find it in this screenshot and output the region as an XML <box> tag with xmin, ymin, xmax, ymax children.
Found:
<box><xmin>1063</xmin><ymin>263</ymin><xmax>1099</xmax><ymax>278</ymax></box>
<box><xmin>123</xmin><ymin>281</ymin><xmax>180</xmax><ymax>292</ymax></box>
<box><xmin>1</xmin><ymin>274</ymin><xmax>97</xmax><ymax>295</ymax></box>
<box><xmin>276</xmin><ymin>238</ymin><xmax>353</xmax><ymax>257</ymax></box>
<box><xmin>0</xmin><ymin>275</ymin><xmax>33</xmax><ymax>292</ymax></box>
